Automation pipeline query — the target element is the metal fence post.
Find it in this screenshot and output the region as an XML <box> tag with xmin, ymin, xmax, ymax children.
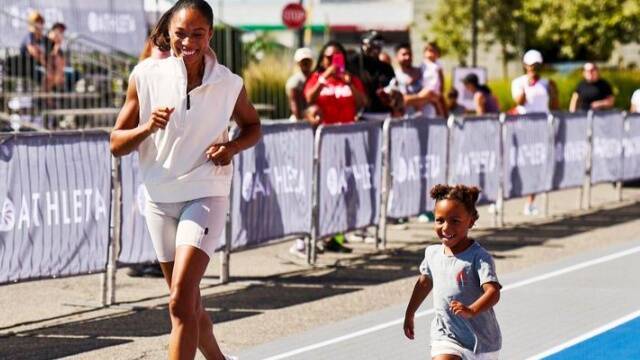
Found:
<box><xmin>379</xmin><ymin>118</ymin><xmax>392</xmax><ymax>250</ymax></box>
<box><xmin>497</xmin><ymin>113</ymin><xmax>506</xmax><ymax>228</ymax></box>
<box><xmin>309</xmin><ymin>126</ymin><xmax>323</xmax><ymax>265</ymax></box>
<box><xmin>585</xmin><ymin>110</ymin><xmax>594</xmax><ymax>209</ymax></box>
<box><xmin>617</xmin><ymin>111</ymin><xmax>627</xmax><ymax>202</ymax></box>
<box><xmin>446</xmin><ymin>115</ymin><xmax>455</xmax><ymax>185</ymax></box>
<box><xmin>104</xmin><ymin>156</ymin><xmax>122</xmax><ymax>306</ymax></box>
<box><xmin>543</xmin><ymin>113</ymin><xmax>555</xmax><ymax>218</ymax></box>
<box><xmin>220</xmin><ymin>203</ymin><xmax>231</xmax><ymax>284</ymax></box>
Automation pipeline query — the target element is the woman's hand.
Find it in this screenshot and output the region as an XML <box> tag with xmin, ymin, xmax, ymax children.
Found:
<box><xmin>450</xmin><ymin>300</ymin><xmax>475</xmax><ymax>319</ymax></box>
<box><xmin>146</xmin><ymin>107</ymin><xmax>174</xmax><ymax>133</ymax></box>
<box><xmin>322</xmin><ymin>64</ymin><xmax>337</xmax><ymax>79</ymax></box>
<box><xmin>403</xmin><ymin>313</ymin><xmax>415</xmax><ymax>340</ymax></box>
<box><xmin>206</xmin><ymin>142</ymin><xmax>238</xmax><ymax>166</ymax></box>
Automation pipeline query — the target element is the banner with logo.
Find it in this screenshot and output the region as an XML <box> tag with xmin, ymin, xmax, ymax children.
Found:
<box><xmin>118</xmin><ymin>152</ymin><xmax>156</xmax><ymax>264</ymax></box>
<box><xmin>0</xmin><ymin>132</ymin><xmax>111</xmax><ymax>284</ymax></box>
<box><xmin>231</xmin><ymin>122</ymin><xmax>314</xmax><ymax>249</ymax></box>
<box><xmin>623</xmin><ymin>113</ymin><xmax>640</xmax><ymax>181</ymax></box>
<box><xmin>387</xmin><ymin>117</ymin><xmax>448</xmax><ymax>218</ymax></box>
<box><xmin>317</xmin><ymin>121</ymin><xmax>382</xmax><ymax>238</ymax></box>
<box><xmin>448</xmin><ymin>116</ymin><xmax>501</xmax><ymax>203</ymax></box>
<box><xmin>552</xmin><ymin>112</ymin><xmax>590</xmax><ymax>190</ymax></box>
<box><xmin>591</xmin><ymin>111</ymin><xmax>624</xmax><ymax>184</ymax></box>
<box><xmin>503</xmin><ymin>113</ymin><xmax>553</xmax><ymax>198</ymax></box>
<box><xmin>1</xmin><ymin>0</ymin><xmax>146</xmax><ymax>54</ymax></box>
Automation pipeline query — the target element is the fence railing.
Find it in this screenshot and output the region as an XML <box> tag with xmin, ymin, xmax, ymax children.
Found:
<box><xmin>0</xmin><ymin>10</ymin><xmax>134</xmax><ymax>131</ymax></box>
<box><xmin>1</xmin><ymin>110</ymin><xmax>640</xmax><ymax>307</ymax></box>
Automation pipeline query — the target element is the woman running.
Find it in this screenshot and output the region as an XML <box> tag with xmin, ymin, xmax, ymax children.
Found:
<box><xmin>110</xmin><ymin>1</ymin><xmax>261</xmax><ymax>359</ymax></box>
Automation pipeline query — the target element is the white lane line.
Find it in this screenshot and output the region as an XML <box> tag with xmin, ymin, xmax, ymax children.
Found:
<box><xmin>526</xmin><ymin>308</ymin><xmax>640</xmax><ymax>359</ymax></box>
<box><xmin>262</xmin><ymin>245</ymin><xmax>640</xmax><ymax>360</ymax></box>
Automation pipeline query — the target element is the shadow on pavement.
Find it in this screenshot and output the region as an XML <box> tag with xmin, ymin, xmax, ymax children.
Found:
<box><xmin>2</xmin><ymin>201</ymin><xmax>638</xmax><ymax>357</ymax></box>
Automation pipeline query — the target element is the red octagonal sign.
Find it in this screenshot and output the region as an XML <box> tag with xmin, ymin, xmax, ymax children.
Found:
<box><xmin>282</xmin><ymin>3</ymin><xmax>306</xmax><ymax>29</ymax></box>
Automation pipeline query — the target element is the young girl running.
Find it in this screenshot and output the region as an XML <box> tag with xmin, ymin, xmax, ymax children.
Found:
<box><xmin>110</xmin><ymin>1</ymin><xmax>260</xmax><ymax>359</ymax></box>
<box><xmin>404</xmin><ymin>184</ymin><xmax>502</xmax><ymax>359</ymax></box>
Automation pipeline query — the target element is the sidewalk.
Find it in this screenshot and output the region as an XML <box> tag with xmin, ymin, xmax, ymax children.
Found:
<box><xmin>1</xmin><ymin>184</ymin><xmax>639</xmax><ymax>359</ymax></box>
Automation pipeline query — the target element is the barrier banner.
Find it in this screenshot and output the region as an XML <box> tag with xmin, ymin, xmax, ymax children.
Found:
<box><xmin>1</xmin><ymin>0</ymin><xmax>146</xmax><ymax>54</ymax></box>
<box><xmin>503</xmin><ymin>113</ymin><xmax>553</xmax><ymax>198</ymax></box>
<box><xmin>0</xmin><ymin>132</ymin><xmax>111</xmax><ymax>284</ymax></box>
<box><xmin>232</xmin><ymin>122</ymin><xmax>314</xmax><ymax>249</ymax></box>
<box><xmin>387</xmin><ymin>117</ymin><xmax>447</xmax><ymax>218</ymax></box>
<box><xmin>552</xmin><ymin>113</ymin><xmax>590</xmax><ymax>190</ymax></box>
<box><xmin>317</xmin><ymin>121</ymin><xmax>382</xmax><ymax>238</ymax></box>
<box><xmin>118</xmin><ymin>152</ymin><xmax>156</xmax><ymax>264</ymax></box>
<box><xmin>591</xmin><ymin>111</ymin><xmax>624</xmax><ymax>184</ymax></box>
<box><xmin>448</xmin><ymin>116</ymin><xmax>500</xmax><ymax>203</ymax></box>
<box><xmin>623</xmin><ymin>113</ymin><xmax>640</xmax><ymax>181</ymax></box>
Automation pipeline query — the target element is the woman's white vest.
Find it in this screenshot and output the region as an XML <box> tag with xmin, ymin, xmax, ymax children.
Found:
<box><xmin>132</xmin><ymin>52</ymin><xmax>243</xmax><ymax>202</ymax></box>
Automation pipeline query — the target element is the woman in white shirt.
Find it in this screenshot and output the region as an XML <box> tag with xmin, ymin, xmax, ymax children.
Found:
<box><xmin>511</xmin><ymin>49</ymin><xmax>558</xmax><ymax>215</ymax></box>
<box><xmin>110</xmin><ymin>1</ymin><xmax>261</xmax><ymax>359</ymax></box>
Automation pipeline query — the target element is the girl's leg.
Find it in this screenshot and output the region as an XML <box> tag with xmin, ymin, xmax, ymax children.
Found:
<box><xmin>167</xmin><ymin>245</ymin><xmax>214</xmax><ymax>360</ymax></box>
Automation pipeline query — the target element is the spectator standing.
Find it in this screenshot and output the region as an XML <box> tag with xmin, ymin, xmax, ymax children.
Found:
<box><xmin>462</xmin><ymin>73</ymin><xmax>500</xmax><ymax>115</ymax></box>
<box><xmin>304</xmin><ymin>41</ymin><xmax>366</xmax><ymax>127</ymax></box>
<box><xmin>347</xmin><ymin>31</ymin><xmax>395</xmax><ymax>113</ymax></box>
<box><xmin>511</xmin><ymin>49</ymin><xmax>559</xmax><ymax>215</ymax></box>
<box><xmin>19</xmin><ymin>11</ymin><xmax>47</xmax><ymax>87</ymax></box>
<box><xmin>286</xmin><ymin>48</ymin><xmax>313</xmax><ymax>121</ymax></box>
<box><xmin>391</xmin><ymin>43</ymin><xmax>426</xmax><ymax>116</ymax></box>
<box><xmin>569</xmin><ymin>62</ymin><xmax>614</xmax><ymax>112</ymax></box>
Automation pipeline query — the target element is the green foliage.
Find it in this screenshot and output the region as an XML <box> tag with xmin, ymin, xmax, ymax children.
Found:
<box><xmin>487</xmin><ymin>70</ymin><xmax>640</xmax><ymax>111</ymax></box>
<box><xmin>523</xmin><ymin>0</ymin><xmax>640</xmax><ymax>60</ymax></box>
<box><xmin>243</xmin><ymin>53</ymin><xmax>293</xmax><ymax>119</ymax></box>
<box><xmin>428</xmin><ymin>0</ymin><xmax>640</xmax><ymax>65</ymax></box>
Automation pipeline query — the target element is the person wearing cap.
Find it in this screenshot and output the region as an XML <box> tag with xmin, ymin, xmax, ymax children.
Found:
<box><xmin>286</xmin><ymin>48</ymin><xmax>314</xmax><ymax>121</ymax></box>
<box><xmin>462</xmin><ymin>73</ymin><xmax>500</xmax><ymax>115</ymax></box>
<box><xmin>511</xmin><ymin>49</ymin><xmax>559</xmax><ymax>115</ymax></box>
<box><xmin>569</xmin><ymin>62</ymin><xmax>614</xmax><ymax>112</ymax></box>
<box><xmin>511</xmin><ymin>49</ymin><xmax>559</xmax><ymax>216</ymax></box>
<box><xmin>347</xmin><ymin>30</ymin><xmax>396</xmax><ymax>113</ymax></box>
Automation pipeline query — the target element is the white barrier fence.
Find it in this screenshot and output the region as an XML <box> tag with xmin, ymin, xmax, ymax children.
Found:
<box><xmin>2</xmin><ymin>110</ymin><xmax>640</xmax><ymax>306</ymax></box>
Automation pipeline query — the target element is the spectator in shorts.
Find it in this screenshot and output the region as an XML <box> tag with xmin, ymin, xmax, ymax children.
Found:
<box><xmin>286</xmin><ymin>48</ymin><xmax>313</xmax><ymax>121</ymax></box>
<box><xmin>569</xmin><ymin>62</ymin><xmax>614</xmax><ymax>112</ymax></box>
<box><xmin>419</xmin><ymin>42</ymin><xmax>447</xmax><ymax>116</ymax></box>
<box><xmin>462</xmin><ymin>73</ymin><xmax>500</xmax><ymax>115</ymax></box>
<box><xmin>302</xmin><ymin>41</ymin><xmax>366</xmax><ymax>253</ymax></box>
<box><xmin>347</xmin><ymin>31</ymin><xmax>395</xmax><ymax>114</ymax></box>
<box><xmin>511</xmin><ymin>49</ymin><xmax>559</xmax><ymax>215</ymax></box>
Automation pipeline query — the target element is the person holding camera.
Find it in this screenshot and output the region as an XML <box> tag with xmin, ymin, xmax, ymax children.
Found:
<box><xmin>303</xmin><ymin>41</ymin><xmax>367</xmax><ymax>127</ymax></box>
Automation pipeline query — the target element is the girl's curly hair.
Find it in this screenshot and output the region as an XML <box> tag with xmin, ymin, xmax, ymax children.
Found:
<box><xmin>430</xmin><ymin>184</ymin><xmax>481</xmax><ymax>221</ymax></box>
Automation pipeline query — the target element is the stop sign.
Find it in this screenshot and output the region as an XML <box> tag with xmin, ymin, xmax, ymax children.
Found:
<box><xmin>282</xmin><ymin>3</ymin><xmax>306</xmax><ymax>29</ymax></box>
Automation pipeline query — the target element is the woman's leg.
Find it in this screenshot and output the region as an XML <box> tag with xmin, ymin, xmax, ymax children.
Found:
<box><xmin>159</xmin><ymin>262</ymin><xmax>223</xmax><ymax>359</ymax></box>
<box><xmin>167</xmin><ymin>245</ymin><xmax>218</xmax><ymax>360</ymax></box>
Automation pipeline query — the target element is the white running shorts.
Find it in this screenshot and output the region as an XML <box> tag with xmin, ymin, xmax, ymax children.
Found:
<box><xmin>144</xmin><ymin>196</ymin><xmax>228</xmax><ymax>262</ymax></box>
<box><xmin>431</xmin><ymin>340</ymin><xmax>500</xmax><ymax>360</ymax></box>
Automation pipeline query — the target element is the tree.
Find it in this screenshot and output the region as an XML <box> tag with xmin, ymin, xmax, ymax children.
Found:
<box><xmin>427</xmin><ymin>0</ymin><xmax>523</xmax><ymax>78</ymax></box>
<box><xmin>522</xmin><ymin>0</ymin><xmax>640</xmax><ymax>61</ymax></box>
